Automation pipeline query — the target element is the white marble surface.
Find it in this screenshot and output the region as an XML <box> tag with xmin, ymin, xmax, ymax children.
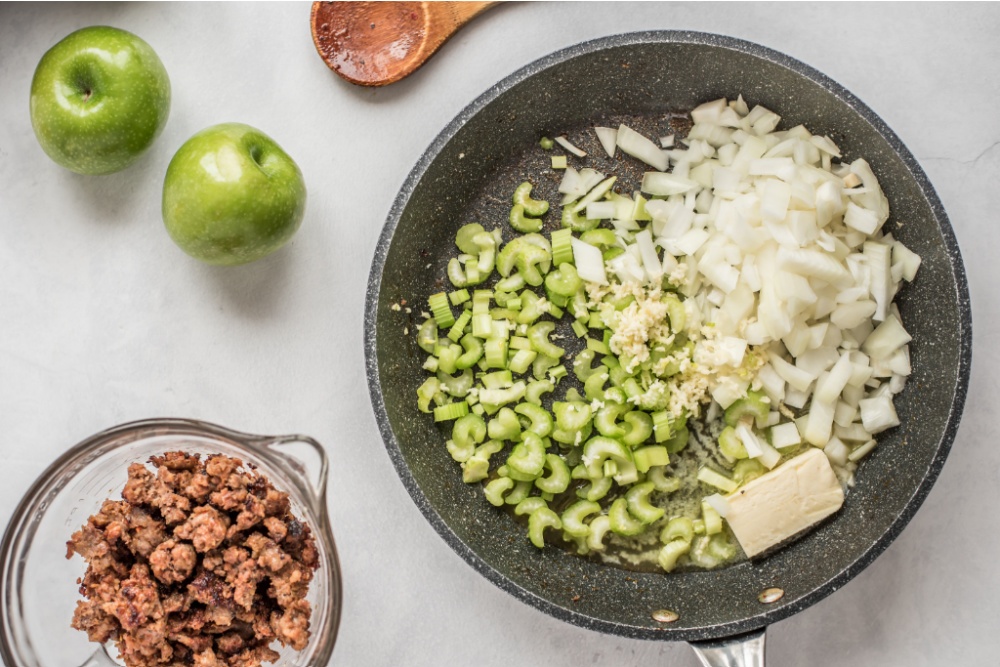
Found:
<box><xmin>1</xmin><ymin>2</ymin><xmax>997</xmax><ymax>666</ymax></box>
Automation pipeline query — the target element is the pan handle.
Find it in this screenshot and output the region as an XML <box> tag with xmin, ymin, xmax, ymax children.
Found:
<box><xmin>689</xmin><ymin>628</ymin><xmax>766</xmax><ymax>667</ymax></box>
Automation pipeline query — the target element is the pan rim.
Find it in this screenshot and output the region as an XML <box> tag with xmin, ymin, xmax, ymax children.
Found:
<box><xmin>363</xmin><ymin>30</ymin><xmax>973</xmax><ymax>641</ymax></box>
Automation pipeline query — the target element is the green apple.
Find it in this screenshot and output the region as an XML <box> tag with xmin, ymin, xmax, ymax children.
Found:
<box><xmin>162</xmin><ymin>123</ymin><xmax>307</xmax><ymax>266</ymax></box>
<box><xmin>29</xmin><ymin>26</ymin><xmax>171</xmax><ymax>175</ymax></box>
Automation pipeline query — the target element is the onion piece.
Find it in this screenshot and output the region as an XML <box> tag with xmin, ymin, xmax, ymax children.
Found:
<box><xmin>585</xmin><ymin>201</ymin><xmax>616</xmax><ymax>220</ymax></box>
<box><xmin>617</xmin><ymin>124</ymin><xmax>669</xmax><ymax>171</ymax></box>
<box><xmin>703</xmin><ymin>493</ymin><xmax>731</xmax><ymax>518</ymax></box>
<box><xmin>634</xmin><ymin>230</ymin><xmax>663</xmax><ymax>281</ymax></box>
<box><xmin>859</xmin><ymin>395</ymin><xmax>900</xmax><ymax>433</ymax></box>
<box><xmin>861</xmin><ymin>313</ymin><xmax>912</xmax><ymax>360</ymax></box>
<box><xmin>691</xmin><ymin>98</ymin><xmax>727</xmax><ymax>124</ymax></box>
<box><xmin>571</xmin><ymin>238</ymin><xmax>607</xmax><ymax>285</ymax></box>
<box><xmin>594</xmin><ymin>126</ymin><xmax>618</xmax><ymax>158</ymax></box>
<box><xmin>892</xmin><ymin>240</ymin><xmax>922</xmax><ymax>282</ymax></box>
<box><xmin>555</xmin><ymin>135</ymin><xmax>587</xmax><ymax>158</ymax></box>
<box><xmin>770</xmin><ymin>422</ymin><xmax>802</xmax><ymax>450</ymax></box>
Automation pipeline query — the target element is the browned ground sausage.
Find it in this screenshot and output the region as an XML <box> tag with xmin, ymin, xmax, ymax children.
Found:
<box><xmin>67</xmin><ymin>452</ymin><xmax>319</xmax><ymax>667</ymax></box>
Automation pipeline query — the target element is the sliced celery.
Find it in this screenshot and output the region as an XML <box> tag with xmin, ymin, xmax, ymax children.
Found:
<box><xmin>428</xmin><ymin>292</ymin><xmax>455</xmax><ymax>328</ymax></box>
<box><xmin>660</xmin><ymin>517</ymin><xmax>695</xmax><ymax>545</ymax></box>
<box><xmin>484</xmin><ymin>477</ymin><xmax>515</xmax><ymax>506</ymax></box>
<box><xmin>651</xmin><ymin>410</ymin><xmax>673</xmax><ymax>443</ymax></box>
<box><xmin>455</xmin><ymin>223</ymin><xmax>487</xmax><ymax>254</ymax></box>
<box><xmin>587</xmin><ymin>337</ymin><xmax>610</xmax><ymax>355</ymax></box>
<box><xmin>528</xmin><ymin>322</ymin><xmax>565</xmax><ymax>358</ymax></box>
<box><xmin>448</xmin><ymin>288</ymin><xmax>471</xmax><ymax>306</ymax></box>
<box><xmin>525</xmin><ymin>379</ymin><xmax>554</xmax><ymax>405</ymax></box>
<box><xmin>451</xmin><ymin>414</ymin><xmax>486</xmax><ymax>452</ymax></box>
<box><xmin>447</xmin><ymin>311</ymin><xmax>472</xmax><ymax>343</ymax></box>
<box><xmin>507</xmin><ymin>431</ymin><xmax>547</xmax><ymax>479</ymax></box>
<box><xmin>625</xmin><ymin>482</ymin><xmax>665</xmax><ymax>524</ymax></box>
<box><xmin>697</xmin><ymin>466</ymin><xmax>738</xmax><ymax>494</ymax></box>
<box><xmin>658</xmin><ymin>539</ymin><xmax>691</xmax><ymax>573</ymax></box>
<box><xmin>512</xmin><ymin>181</ymin><xmax>549</xmax><ymax>217</ymax></box>
<box><xmin>561</xmin><ymin>500</ymin><xmax>601</xmax><ymax>537</ymax></box>
<box><xmin>434</xmin><ymin>401</ymin><xmax>469</xmax><ymax>422</ymax></box>
<box><xmin>416</xmin><ymin>377</ymin><xmax>439</xmax><ymax>413</ymax></box>
<box><xmin>724</xmin><ymin>390</ymin><xmax>770</xmax><ymax>427</ymax></box>
<box><xmin>507</xmin><ymin>348</ymin><xmax>537</xmax><ymax>375</ymax></box>
<box><xmin>561</xmin><ymin>204</ymin><xmax>599</xmax><ymax>232</ymax></box>
<box><xmin>551</xmin><ymin>228</ymin><xmax>574</xmax><ymax>266</ymax></box>
<box><xmin>608</xmin><ymin>497</ymin><xmax>645</xmax><ymax>536</ymax></box>
<box><xmin>514</xmin><ymin>496</ymin><xmax>548</xmax><ymax>516</ymax></box>
<box><xmin>487</xmin><ymin>407</ymin><xmax>522</xmax><ymax>441</ymax></box>
<box><xmin>477</xmin><ymin>381</ymin><xmax>524</xmax><ymax>407</ymax></box>
<box><xmin>535</xmin><ymin>454</ymin><xmax>571</xmax><ymax>494</ymax></box>
<box><xmin>701</xmin><ymin>500</ymin><xmax>723</xmax><ymax>536</ymax></box>
<box><xmin>515</xmin><ymin>402</ymin><xmax>554</xmax><ymax>437</ymax></box>
<box><xmin>510</xmin><ymin>204</ymin><xmax>543</xmax><ymax>234</ymax></box>
<box><xmin>480</xmin><ymin>370</ymin><xmax>513</xmax><ymax>389</ymax></box>
<box><xmin>572</xmin><ymin>349</ymin><xmax>600</xmax><ymax>382</ymax></box>
<box><xmin>528</xmin><ymin>507</ymin><xmax>562</xmax><ymax>548</ymax></box>
<box><xmin>544</xmin><ymin>263</ymin><xmax>582</xmax><ymax>298</ymax></box>
<box><xmin>633</xmin><ymin>445</ymin><xmax>669</xmax><ymax>473</ymax></box>
<box><xmin>417</xmin><ymin>319</ymin><xmax>438</xmax><ymax>353</ymax></box>
<box><xmin>484</xmin><ymin>338</ymin><xmax>509</xmax><ymax>370</ymax></box>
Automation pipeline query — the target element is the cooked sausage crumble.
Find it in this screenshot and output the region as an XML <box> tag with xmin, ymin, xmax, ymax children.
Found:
<box><xmin>66</xmin><ymin>452</ymin><xmax>320</xmax><ymax>667</ymax></box>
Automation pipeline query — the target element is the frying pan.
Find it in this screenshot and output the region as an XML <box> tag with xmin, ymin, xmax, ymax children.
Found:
<box><xmin>364</xmin><ymin>32</ymin><xmax>972</xmax><ymax>664</ymax></box>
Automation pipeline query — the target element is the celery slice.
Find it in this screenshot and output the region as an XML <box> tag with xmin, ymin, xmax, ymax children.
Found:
<box><xmin>428</xmin><ymin>292</ymin><xmax>455</xmax><ymax>328</ymax></box>
<box><xmin>433</xmin><ymin>401</ymin><xmax>469</xmax><ymax>422</ymax></box>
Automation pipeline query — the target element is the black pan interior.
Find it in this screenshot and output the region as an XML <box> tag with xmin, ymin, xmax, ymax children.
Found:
<box><xmin>365</xmin><ymin>32</ymin><xmax>971</xmax><ymax>641</ymax></box>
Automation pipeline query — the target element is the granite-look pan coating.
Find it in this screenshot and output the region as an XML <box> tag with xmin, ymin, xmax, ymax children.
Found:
<box><xmin>364</xmin><ymin>32</ymin><xmax>972</xmax><ymax>641</ymax></box>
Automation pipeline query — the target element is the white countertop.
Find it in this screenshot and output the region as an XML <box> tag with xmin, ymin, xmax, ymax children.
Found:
<box><xmin>1</xmin><ymin>3</ymin><xmax>997</xmax><ymax>666</ymax></box>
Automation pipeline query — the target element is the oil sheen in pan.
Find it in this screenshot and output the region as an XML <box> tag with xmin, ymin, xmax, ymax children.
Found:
<box><xmin>504</xmin><ymin>417</ymin><xmax>746</xmax><ymax>574</ymax></box>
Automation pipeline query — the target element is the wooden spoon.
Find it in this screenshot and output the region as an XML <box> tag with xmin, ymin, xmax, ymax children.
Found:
<box><xmin>310</xmin><ymin>2</ymin><xmax>497</xmax><ymax>87</ymax></box>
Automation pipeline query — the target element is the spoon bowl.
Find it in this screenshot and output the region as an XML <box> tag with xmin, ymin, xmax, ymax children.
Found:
<box><xmin>310</xmin><ymin>1</ymin><xmax>496</xmax><ymax>87</ymax></box>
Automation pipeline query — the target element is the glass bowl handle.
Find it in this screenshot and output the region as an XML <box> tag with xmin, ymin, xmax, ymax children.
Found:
<box><xmin>78</xmin><ymin>648</ymin><xmax>118</xmax><ymax>667</ymax></box>
<box><xmin>262</xmin><ymin>435</ymin><xmax>330</xmax><ymax>517</ymax></box>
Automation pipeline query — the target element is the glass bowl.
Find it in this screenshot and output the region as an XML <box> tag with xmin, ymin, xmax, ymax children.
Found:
<box><xmin>0</xmin><ymin>418</ymin><xmax>341</xmax><ymax>667</ymax></box>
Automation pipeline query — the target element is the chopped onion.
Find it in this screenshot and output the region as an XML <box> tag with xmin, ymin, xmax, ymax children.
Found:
<box><xmin>585</xmin><ymin>201</ymin><xmax>616</xmax><ymax>220</ymax></box>
<box><xmin>859</xmin><ymin>394</ymin><xmax>900</xmax><ymax>433</ymax></box>
<box><xmin>804</xmin><ymin>399</ymin><xmax>835</xmax><ymax>446</ymax></box>
<box><xmin>634</xmin><ymin>230</ymin><xmax>663</xmax><ymax>281</ymax></box>
<box><xmin>844</xmin><ymin>202</ymin><xmax>879</xmax><ymax>234</ymax></box>
<box><xmin>892</xmin><ymin>240</ymin><xmax>922</xmax><ymax>282</ymax></box>
<box><xmin>557</xmin><ymin>166</ymin><xmax>581</xmax><ymax>196</ymax></box>
<box><xmin>691</xmin><ymin>98</ymin><xmax>727</xmax><ymax>124</ymax></box>
<box><xmin>823</xmin><ymin>436</ymin><xmax>850</xmax><ymax>467</ymax></box>
<box><xmin>861</xmin><ymin>313</ymin><xmax>912</xmax><ymax>360</ymax></box>
<box><xmin>555</xmin><ymin>135</ymin><xmax>586</xmax><ymax>158</ymax></box>
<box><xmin>703</xmin><ymin>493</ymin><xmax>731</xmax><ymax>518</ymax></box>
<box><xmin>571</xmin><ymin>237</ymin><xmax>607</xmax><ymax>285</ymax></box>
<box><xmin>594</xmin><ymin>126</ymin><xmax>618</xmax><ymax>158</ymax></box>
<box><xmin>521</xmin><ymin>96</ymin><xmax>917</xmax><ymax>554</ymax></box>
<box><xmin>770</xmin><ymin>422</ymin><xmax>801</xmax><ymax>450</ymax></box>
<box><xmin>814</xmin><ymin>353</ymin><xmax>853</xmax><ymax>404</ymax></box>
<box><xmin>675</xmin><ymin>228</ymin><xmax>710</xmax><ymax>256</ymax></box>
<box><xmin>617</xmin><ymin>124</ymin><xmax>669</xmax><ymax>171</ymax></box>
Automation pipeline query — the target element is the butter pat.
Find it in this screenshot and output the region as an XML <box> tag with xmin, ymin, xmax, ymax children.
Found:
<box><xmin>724</xmin><ymin>448</ymin><xmax>844</xmax><ymax>557</ymax></box>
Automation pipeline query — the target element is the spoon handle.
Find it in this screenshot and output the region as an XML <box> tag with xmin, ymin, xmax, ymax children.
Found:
<box><xmin>689</xmin><ymin>628</ymin><xmax>767</xmax><ymax>667</ymax></box>
<box><xmin>438</xmin><ymin>1</ymin><xmax>497</xmax><ymax>25</ymax></box>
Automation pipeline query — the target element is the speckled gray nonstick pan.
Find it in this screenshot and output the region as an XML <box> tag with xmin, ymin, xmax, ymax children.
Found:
<box><xmin>364</xmin><ymin>31</ymin><xmax>972</xmax><ymax>662</ymax></box>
